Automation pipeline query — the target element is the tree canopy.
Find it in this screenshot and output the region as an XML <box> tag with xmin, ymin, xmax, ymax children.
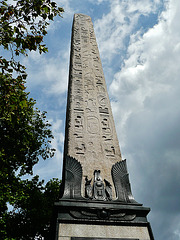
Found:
<box><xmin>1</xmin><ymin>0</ymin><xmax>64</xmax><ymax>73</ymax></box>
<box><xmin>2</xmin><ymin>176</ymin><xmax>61</xmax><ymax>239</ymax></box>
<box><xmin>0</xmin><ymin>0</ymin><xmax>64</xmax><ymax>239</ymax></box>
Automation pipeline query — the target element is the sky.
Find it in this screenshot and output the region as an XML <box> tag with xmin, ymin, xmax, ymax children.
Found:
<box><xmin>17</xmin><ymin>0</ymin><xmax>180</xmax><ymax>239</ymax></box>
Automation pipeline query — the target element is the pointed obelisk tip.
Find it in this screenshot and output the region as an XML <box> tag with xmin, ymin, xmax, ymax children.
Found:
<box><xmin>74</xmin><ymin>13</ymin><xmax>92</xmax><ymax>20</ymax></box>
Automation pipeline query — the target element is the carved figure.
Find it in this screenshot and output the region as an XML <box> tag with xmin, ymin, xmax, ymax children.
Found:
<box><xmin>92</xmin><ymin>170</ymin><xmax>106</xmax><ymax>201</ymax></box>
<box><xmin>111</xmin><ymin>159</ymin><xmax>136</xmax><ymax>203</ymax></box>
<box><xmin>85</xmin><ymin>176</ymin><xmax>92</xmax><ymax>199</ymax></box>
<box><xmin>84</xmin><ymin>170</ymin><xmax>113</xmax><ymax>201</ymax></box>
<box><xmin>104</xmin><ymin>179</ymin><xmax>112</xmax><ymax>201</ymax></box>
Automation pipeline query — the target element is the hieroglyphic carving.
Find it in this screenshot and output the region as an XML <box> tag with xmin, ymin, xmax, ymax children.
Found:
<box><xmin>64</xmin><ymin>14</ymin><xmax>122</xmax><ymax>198</ymax></box>
<box><xmin>85</xmin><ymin>98</ymin><xmax>96</xmax><ymax>113</ymax></box>
<box><xmin>87</xmin><ymin>116</ymin><xmax>100</xmax><ymax>134</ymax></box>
<box><xmin>74</xmin><ymin>113</ymin><xmax>84</xmax><ymax>133</ymax></box>
<box><xmin>74</xmin><ymin>141</ymin><xmax>86</xmax><ymax>155</ymax></box>
<box><xmin>72</xmin><ymin>14</ymin><xmax>121</xmax><ymax>159</ymax></box>
<box><xmin>100</xmin><ymin>115</ymin><xmax>115</xmax><ymax>158</ymax></box>
<box><xmin>98</xmin><ymin>94</ymin><xmax>108</xmax><ymax>106</ymax></box>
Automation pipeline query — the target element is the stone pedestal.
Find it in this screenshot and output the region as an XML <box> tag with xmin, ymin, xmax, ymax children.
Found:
<box><xmin>58</xmin><ymin>224</ymin><xmax>151</xmax><ymax>240</ymax></box>
<box><xmin>54</xmin><ymin>200</ymin><xmax>154</xmax><ymax>240</ymax></box>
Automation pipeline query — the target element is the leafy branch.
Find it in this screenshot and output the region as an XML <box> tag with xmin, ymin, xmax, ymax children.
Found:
<box><xmin>0</xmin><ymin>0</ymin><xmax>64</xmax><ymax>73</ymax></box>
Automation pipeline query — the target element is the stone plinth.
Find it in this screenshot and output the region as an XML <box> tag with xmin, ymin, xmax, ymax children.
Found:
<box><xmin>54</xmin><ymin>200</ymin><xmax>154</xmax><ymax>240</ymax></box>
<box><xmin>58</xmin><ymin>224</ymin><xmax>151</xmax><ymax>240</ymax></box>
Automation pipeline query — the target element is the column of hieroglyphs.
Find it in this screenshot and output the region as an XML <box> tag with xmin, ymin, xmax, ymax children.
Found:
<box><xmin>65</xmin><ymin>13</ymin><xmax>122</xmax><ymax>191</ymax></box>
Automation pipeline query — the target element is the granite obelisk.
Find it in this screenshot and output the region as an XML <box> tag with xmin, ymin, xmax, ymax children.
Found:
<box><xmin>62</xmin><ymin>13</ymin><xmax>122</xmax><ymax>196</ymax></box>
<box><xmin>54</xmin><ymin>13</ymin><xmax>154</xmax><ymax>240</ymax></box>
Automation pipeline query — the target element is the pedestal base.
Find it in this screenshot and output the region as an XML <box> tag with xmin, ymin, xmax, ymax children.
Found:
<box><xmin>58</xmin><ymin>223</ymin><xmax>151</xmax><ymax>240</ymax></box>
<box><xmin>53</xmin><ymin>199</ymin><xmax>154</xmax><ymax>240</ymax></box>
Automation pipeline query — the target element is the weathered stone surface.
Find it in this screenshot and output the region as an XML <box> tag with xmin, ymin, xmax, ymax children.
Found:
<box><xmin>58</xmin><ymin>223</ymin><xmax>151</xmax><ymax>240</ymax></box>
<box><xmin>64</xmin><ymin>13</ymin><xmax>122</xmax><ymax>196</ymax></box>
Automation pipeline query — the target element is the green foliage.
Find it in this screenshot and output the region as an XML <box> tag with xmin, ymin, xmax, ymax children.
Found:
<box><xmin>0</xmin><ymin>0</ymin><xmax>64</xmax><ymax>239</ymax></box>
<box><xmin>0</xmin><ymin>0</ymin><xmax>64</xmax><ymax>73</ymax></box>
<box><xmin>0</xmin><ymin>177</ymin><xmax>61</xmax><ymax>240</ymax></box>
<box><xmin>0</xmin><ymin>73</ymin><xmax>55</xmax><ymax>176</ymax></box>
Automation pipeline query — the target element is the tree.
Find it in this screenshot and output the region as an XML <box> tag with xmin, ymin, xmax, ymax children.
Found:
<box><xmin>0</xmin><ymin>0</ymin><xmax>64</xmax><ymax>239</ymax></box>
<box><xmin>0</xmin><ymin>0</ymin><xmax>64</xmax><ymax>73</ymax></box>
<box><xmin>4</xmin><ymin>177</ymin><xmax>61</xmax><ymax>240</ymax></box>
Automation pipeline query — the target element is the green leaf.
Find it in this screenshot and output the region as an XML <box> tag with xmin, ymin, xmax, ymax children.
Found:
<box><xmin>43</xmin><ymin>6</ymin><xmax>50</xmax><ymax>13</ymax></box>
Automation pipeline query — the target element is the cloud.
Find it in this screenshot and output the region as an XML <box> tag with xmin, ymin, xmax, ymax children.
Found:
<box><xmin>87</xmin><ymin>0</ymin><xmax>109</xmax><ymax>5</ymax></box>
<box><xmin>103</xmin><ymin>0</ymin><xmax>180</xmax><ymax>239</ymax></box>
<box><xmin>94</xmin><ymin>0</ymin><xmax>162</xmax><ymax>63</ymax></box>
<box><xmin>110</xmin><ymin>0</ymin><xmax>180</xmax><ymax>146</ymax></box>
<box><xmin>55</xmin><ymin>0</ymin><xmax>75</xmax><ymax>20</ymax></box>
<box><xmin>24</xmin><ymin>47</ymin><xmax>69</xmax><ymax>97</ymax></box>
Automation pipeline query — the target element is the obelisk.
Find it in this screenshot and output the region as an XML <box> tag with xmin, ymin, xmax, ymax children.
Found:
<box><xmin>54</xmin><ymin>13</ymin><xmax>154</xmax><ymax>240</ymax></box>
<box><xmin>63</xmin><ymin>13</ymin><xmax>122</xmax><ymax>194</ymax></box>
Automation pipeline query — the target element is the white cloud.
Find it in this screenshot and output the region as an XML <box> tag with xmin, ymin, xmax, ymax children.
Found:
<box><xmin>105</xmin><ymin>1</ymin><xmax>180</xmax><ymax>239</ymax></box>
<box><xmin>55</xmin><ymin>0</ymin><xmax>75</xmax><ymax>20</ymax></box>
<box><xmin>109</xmin><ymin>0</ymin><xmax>180</xmax><ymax>146</ymax></box>
<box><xmin>24</xmin><ymin>47</ymin><xmax>69</xmax><ymax>96</ymax></box>
<box><xmin>174</xmin><ymin>220</ymin><xmax>180</xmax><ymax>238</ymax></box>
<box><xmin>87</xmin><ymin>0</ymin><xmax>108</xmax><ymax>4</ymax></box>
<box><xmin>94</xmin><ymin>0</ymin><xmax>162</xmax><ymax>62</ymax></box>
